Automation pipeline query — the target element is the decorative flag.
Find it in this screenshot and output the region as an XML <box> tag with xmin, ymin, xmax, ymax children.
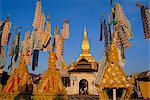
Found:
<box><xmin>8</xmin><ymin>41</ymin><xmax>15</xmax><ymax>57</ymax></box>
<box><xmin>138</xmin><ymin>4</ymin><xmax>150</xmax><ymax>39</ymax></box>
<box><xmin>32</xmin><ymin>0</ymin><xmax>42</xmax><ymax>29</ymax></box>
<box><xmin>99</xmin><ymin>19</ymin><xmax>103</xmax><ymax>41</ymax></box>
<box><xmin>42</xmin><ymin>17</ymin><xmax>52</xmax><ymax>51</ymax></box>
<box><xmin>8</xmin><ymin>27</ymin><xmax>17</xmax><ymax>57</ymax></box>
<box><xmin>32</xmin><ymin>49</ymin><xmax>39</xmax><ymax>71</ymax></box>
<box><xmin>37</xmin><ymin>12</ymin><xmax>45</xmax><ymax>36</ymax></box>
<box><xmin>8</xmin><ymin>27</ymin><xmax>17</xmax><ymax>69</ymax></box>
<box><xmin>34</xmin><ymin>29</ymin><xmax>43</xmax><ymax>50</ymax></box>
<box><xmin>61</xmin><ymin>19</ymin><xmax>70</xmax><ymax>39</ymax></box>
<box><xmin>119</xmin><ymin>27</ymin><xmax>132</xmax><ymax>49</ymax></box>
<box><xmin>0</xmin><ymin>21</ymin><xmax>3</xmax><ymax>27</ymax></box>
<box><xmin>108</xmin><ymin>23</ymin><xmax>112</xmax><ymax>41</ymax></box>
<box><xmin>56</xmin><ymin>35</ymin><xmax>64</xmax><ymax>61</ymax></box>
<box><xmin>34</xmin><ymin>12</ymin><xmax>45</xmax><ymax>50</ymax></box>
<box><xmin>114</xmin><ymin>3</ymin><xmax>134</xmax><ymax>39</ymax></box>
<box><xmin>29</xmin><ymin>29</ymin><xmax>36</xmax><ymax>54</ymax></box>
<box><xmin>53</xmin><ymin>25</ymin><xmax>59</xmax><ymax>50</ymax></box>
<box><xmin>112</xmin><ymin>3</ymin><xmax>134</xmax><ymax>49</ymax></box>
<box><xmin>103</xmin><ymin>19</ymin><xmax>109</xmax><ymax>54</ymax></box>
<box><xmin>22</xmin><ymin>30</ymin><xmax>31</xmax><ymax>64</ymax></box>
<box><xmin>0</xmin><ymin>48</ymin><xmax>5</xmax><ymax>68</ymax></box>
<box><xmin>118</xmin><ymin>47</ymin><xmax>125</xmax><ymax>68</ymax></box>
<box><xmin>0</xmin><ymin>21</ymin><xmax>5</xmax><ymax>53</ymax></box>
<box><xmin>1</xmin><ymin>17</ymin><xmax>11</xmax><ymax>46</ymax></box>
<box><xmin>8</xmin><ymin>32</ymin><xmax>20</xmax><ymax>69</ymax></box>
<box><xmin>0</xmin><ymin>21</ymin><xmax>5</xmax><ymax>31</ymax></box>
<box><xmin>95</xmin><ymin>53</ymin><xmax>107</xmax><ymax>85</ymax></box>
<box><xmin>14</xmin><ymin>32</ymin><xmax>20</xmax><ymax>63</ymax></box>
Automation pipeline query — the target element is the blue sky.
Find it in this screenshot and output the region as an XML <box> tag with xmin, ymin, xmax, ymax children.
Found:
<box><xmin>1</xmin><ymin>0</ymin><xmax>149</xmax><ymax>75</ymax></box>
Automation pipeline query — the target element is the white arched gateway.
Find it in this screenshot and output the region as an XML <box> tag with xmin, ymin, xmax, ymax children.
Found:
<box><xmin>66</xmin><ymin>27</ymin><xmax>100</xmax><ymax>95</ymax></box>
<box><xmin>79</xmin><ymin>79</ymin><xmax>88</xmax><ymax>95</ymax></box>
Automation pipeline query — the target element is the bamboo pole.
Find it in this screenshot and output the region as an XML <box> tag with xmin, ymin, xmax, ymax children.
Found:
<box><xmin>113</xmin><ymin>89</ymin><xmax>116</xmax><ymax>100</ymax></box>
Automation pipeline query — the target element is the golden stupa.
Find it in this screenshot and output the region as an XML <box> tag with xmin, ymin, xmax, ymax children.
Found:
<box><xmin>96</xmin><ymin>39</ymin><xmax>133</xmax><ymax>100</ymax></box>
<box><xmin>69</xmin><ymin>26</ymin><xmax>99</xmax><ymax>72</ymax></box>
<box><xmin>77</xmin><ymin>26</ymin><xmax>95</xmax><ymax>62</ymax></box>
<box><xmin>1</xmin><ymin>55</ymin><xmax>33</xmax><ymax>99</ymax></box>
<box><xmin>34</xmin><ymin>52</ymin><xmax>67</xmax><ymax>99</ymax></box>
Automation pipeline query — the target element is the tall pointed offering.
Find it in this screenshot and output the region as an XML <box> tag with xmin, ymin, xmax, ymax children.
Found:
<box><xmin>96</xmin><ymin>2</ymin><xmax>134</xmax><ymax>100</ymax></box>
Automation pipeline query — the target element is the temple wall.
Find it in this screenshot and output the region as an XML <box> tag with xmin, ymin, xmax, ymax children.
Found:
<box><xmin>66</xmin><ymin>72</ymin><xmax>99</xmax><ymax>95</ymax></box>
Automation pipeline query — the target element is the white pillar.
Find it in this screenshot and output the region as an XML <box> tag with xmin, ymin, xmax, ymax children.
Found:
<box><xmin>113</xmin><ymin>89</ymin><xmax>116</xmax><ymax>100</ymax></box>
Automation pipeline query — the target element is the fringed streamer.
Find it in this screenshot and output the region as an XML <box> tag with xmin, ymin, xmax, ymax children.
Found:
<box><xmin>36</xmin><ymin>13</ymin><xmax>45</xmax><ymax>50</ymax></box>
<box><xmin>0</xmin><ymin>33</ymin><xmax>2</xmax><ymax>53</ymax></box>
<box><xmin>8</xmin><ymin>39</ymin><xmax>15</xmax><ymax>57</ymax></box>
<box><xmin>112</xmin><ymin>3</ymin><xmax>133</xmax><ymax>49</ymax></box>
<box><xmin>52</xmin><ymin>38</ymin><xmax>55</xmax><ymax>52</ymax></box>
<box><xmin>118</xmin><ymin>47</ymin><xmax>125</xmax><ymax>68</ymax></box>
<box><xmin>42</xmin><ymin>40</ymin><xmax>52</xmax><ymax>51</ymax></box>
<box><xmin>14</xmin><ymin>33</ymin><xmax>20</xmax><ymax>63</ymax></box>
<box><xmin>110</xmin><ymin>0</ymin><xmax>113</xmax><ymax>7</ymax></box>
<box><xmin>103</xmin><ymin>20</ymin><xmax>108</xmax><ymax>49</ymax></box>
<box><xmin>37</xmin><ymin>12</ymin><xmax>45</xmax><ymax>35</ymax></box>
<box><xmin>95</xmin><ymin>53</ymin><xmax>107</xmax><ymax>84</ymax></box>
<box><xmin>56</xmin><ymin>35</ymin><xmax>64</xmax><ymax>61</ymax></box>
<box><xmin>140</xmin><ymin>5</ymin><xmax>150</xmax><ymax>39</ymax></box>
<box><xmin>22</xmin><ymin>30</ymin><xmax>31</xmax><ymax>64</ymax></box>
<box><xmin>61</xmin><ymin>20</ymin><xmax>70</xmax><ymax>39</ymax></box>
<box><xmin>54</xmin><ymin>34</ymin><xmax>59</xmax><ymax>48</ymax></box>
<box><xmin>42</xmin><ymin>30</ymin><xmax>52</xmax><ymax>51</ymax></box>
<box><xmin>0</xmin><ymin>21</ymin><xmax>3</xmax><ymax>27</ymax></box>
<box><xmin>45</xmin><ymin>19</ymin><xmax>51</xmax><ymax>38</ymax></box>
<box><xmin>119</xmin><ymin>27</ymin><xmax>132</xmax><ymax>49</ymax></box>
<box><xmin>42</xmin><ymin>20</ymin><xmax>52</xmax><ymax>51</ymax></box>
<box><xmin>32</xmin><ymin>49</ymin><xmax>39</xmax><ymax>71</ymax></box>
<box><xmin>34</xmin><ymin>29</ymin><xmax>43</xmax><ymax>50</ymax></box>
<box><xmin>0</xmin><ymin>22</ymin><xmax>5</xmax><ymax>53</ymax></box>
<box><xmin>53</xmin><ymin>25</ymin><xmax>59</xmax><ymax>50</ymax></box>
<box><xmin>8</xmin><ymin>55</ymin><xmax>13</xmax><ymax>69</ymax></box>
<box><xmin>112</xmin><ymin>26</ymin><xmax>119</xmax><ymax>47</ymax></box>
<box><xmin>8</xmin><ymin>27</ymin><xmax>17</xmax><ymax>69</ymax></box>
<box><xmin>1</xmin><ymin>20</ymin><xmax>11</xmax><ymax>46</ymax></box>
<box><xmin>114</xmin><ymin>3</ymin><xmax>134</xmax><ymax>39</ymax></box>
<box><xmin>109</xmin><ymin>13</ymin><xmax>114</xmax><ymax>26</ymax></box>
<box><xmin>110</xmin><ymin>0</ymin><xmax>116</xmax><ymax>7</ymax></box>
<box><xmin>120</xmin><ymin>43</ymin><xmax>125</xmax><ymax>59</ymax></box>
<box><xmin>8</xmin><ymin>33</ymin><xmax>20</xmax><ymax>70</ymax></box>
<box><xmin>30</xmin><ymin>30</ymin><xmax>36</xmax><ymax>53</ymax></box>
<box><xmin>0</xmin><ymin>21</ymin><xmax>5</xmax><ymax>31</ymax></box>
<box><xmin>54</xmin><ymin>32</ymin><xmax>60</xmax><ymax>53</ymax></box>
<box><xmin>34</xmin><ymin>12</ymin><xmax>45</xmax><ymax>50</ymax></box>
<box><xmin>0</xmin><ymin>48</ymin><xmax>5</xmax><ymax>68</ymax></box>
<box><xmin>103</xmin><ymin>19</ymin><xmax>109</xmax><ymax>59</ymax></box>
<box><xmin>32</xmin><ymin>0</ymin><xmax>42</xmax><ymax>29</ymax></box>
<box><xmin>43</xmin><ymin>36</ymin><xmax>51</xmax><ymax>48</ymax></box>
<box><xmin>99</xmin><ymin>20</ymin><xmax>103</xmax><ymax>41</ymax></box>
<box><xmin>108</xmin><ymin>23</ymin><xmax>112</xmax><ymax>42</ymax></box>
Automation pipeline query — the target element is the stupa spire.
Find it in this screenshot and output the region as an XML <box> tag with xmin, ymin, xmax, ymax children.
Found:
<box><xmin>81</xmin><ymin>26</ymin><xmax>90</xmax><ymax>54</ymax></box>
<box><xmin>77</xmin><ymin>26</ymin><xmax>95</xmax><ymax>62</ymax></box>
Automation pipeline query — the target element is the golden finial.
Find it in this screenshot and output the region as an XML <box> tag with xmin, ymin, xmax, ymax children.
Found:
<box><xmin>136</xmin><ymin>3</ymin><xmax>143</xmax><ymax>8</ymax></box>
<box><xmin>18</xmin><ymin>26</ymin><xmax>22</xmax><ymax>33</ymax></box>
<box><xmin>26</xmin><ymin>26</ymin><xmax>29</xmax><ymax>29</ymax></box>
<box><xmin>47</xmin><ymin>15</ymin><xmax>50</xmax><ymax>20</ymax></box>
<box><xmin>81</xmin><ymin>25</ymin><xmax>90</xmax><ymax>52</ymax></box>
<box><xmin>19</xmin><ymin>26</ymin><xmax>22</xmax><ymax>29</ymax></box>
<box><xmin>64</xmin><ymin>19</ymin><xmax>69</xmax><ymax>23</ymax></box>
